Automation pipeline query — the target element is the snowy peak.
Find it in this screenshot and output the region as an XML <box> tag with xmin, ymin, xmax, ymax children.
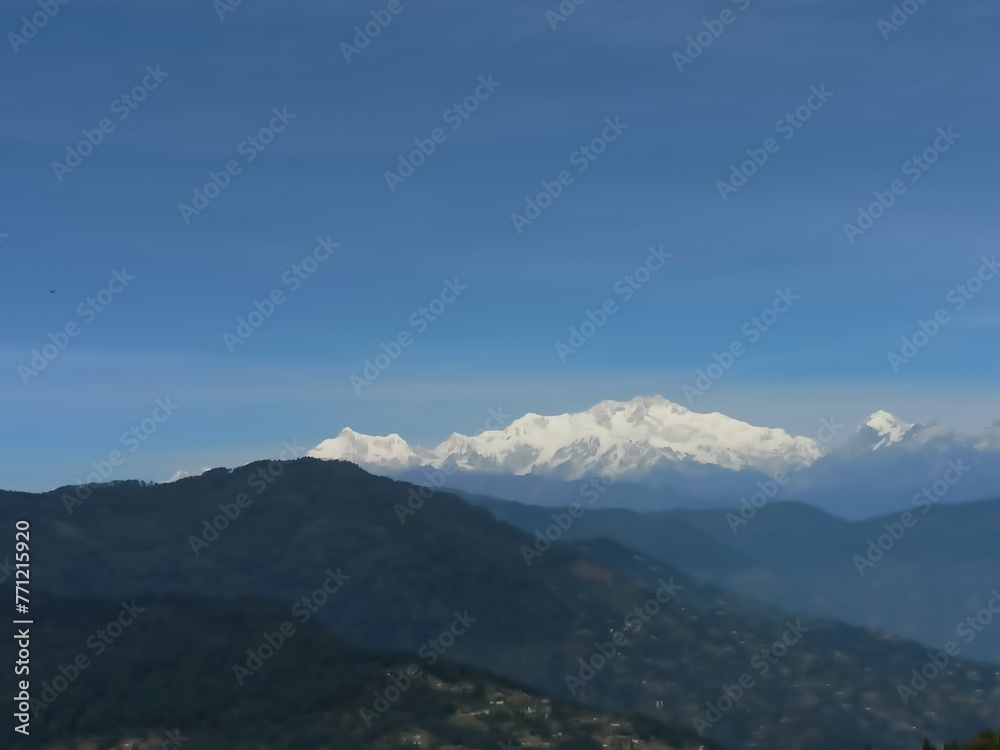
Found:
<box><xmin>311</xmin><ymin>428</ymin><xmax>424</xmax><ymax>469</ymax></box>
<box><xmin>862</xmin><ymin>410</ymin><xmax>917</xmax><ymax>450</ymax></box>
<box><xmin>310</xmin><ymin>395</ymin><xmax>823</xmax><ymax>479</ymax></box>
<box><xmin>840</xmin><ymin>411</ymin><xmax>1000</xmax><ymax>456</ymax></box>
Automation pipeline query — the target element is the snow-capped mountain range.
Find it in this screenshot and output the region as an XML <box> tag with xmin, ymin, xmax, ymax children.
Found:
<box><xmin>311</xmin><ymin>396</ymin><xmax>822</xmax><ymax>478</ymax></box>
<box><xmin>308</xmin><ymin>395</ymin><xmax>999</xmax><ymax>476</ymax></box>
<box><xmin>310</xmin><ymin>396</ymin><xmax>1000</xmax><ymax>517</ymax></box>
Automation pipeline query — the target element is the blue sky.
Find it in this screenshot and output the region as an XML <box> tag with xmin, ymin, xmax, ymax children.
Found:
<box><xmin>2</xmin><ymin>0</ymin><xmax>998</xmax><ymax>491</ymax></box>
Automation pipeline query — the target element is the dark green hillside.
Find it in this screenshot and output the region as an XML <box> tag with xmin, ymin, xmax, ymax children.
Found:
<box><xmin>467</xmin><ymin>490</ymin><xmax>1000</xmax><ymax>666</ymax></box>
<box><xmin>1</xmin><ymin>459</ymin><xmax>997</xmax><ymax>750</ymax></box>
<box><xmin>3</xmin><ymin>597</ymin><xmax>715</xmax><ymax>750</ymax></box>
